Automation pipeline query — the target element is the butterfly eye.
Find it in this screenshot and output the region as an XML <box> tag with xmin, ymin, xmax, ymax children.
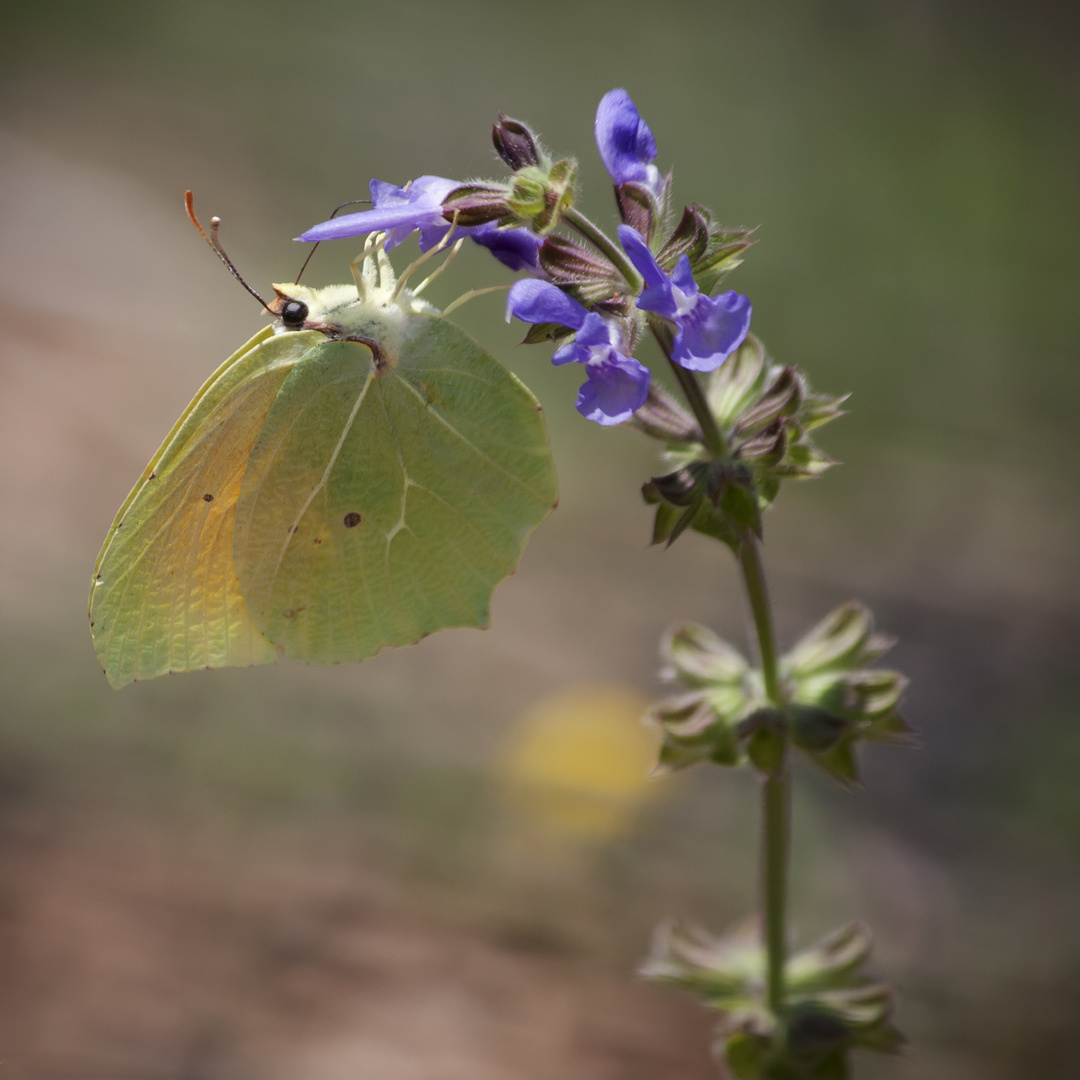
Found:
<box><xmin>281</xmin><ymin>300</ymin><xmax>308</xmax><ymax>328</ymax></box>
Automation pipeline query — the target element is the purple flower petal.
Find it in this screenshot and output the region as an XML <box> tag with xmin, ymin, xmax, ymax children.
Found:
<box><xmin>550</xmin><ymin>311</ymin><xmax>616</xmax><ymax>365</ymax></box>
<box><xmin>470</xmin><ymin>224</ymin><xmax>545</xmax><ymax>275</ymax></box>
<box><xmin>576</xmin><ymin>350</ymin><xmax>651</xmax><ymax>426</ymax></box>
<box><xmin>618</xmin><ymin>225</ymin><xmax>679</xmax><ymax>318</ymax></box>
<box><xmin>595</xmin><ymin>90</ymin><xmax>662</xmax><ymax>195</ymax></box>
<box><xmin>574</xmin><ymin>312</ymin><xmax>618</xmax><ymax>349</ymax></box>
<box><xmin>670</xmin><ymin>255</ymin><xmax>699</xmax><ymax>298</ymax></box>
<box><xmin>506</xmin><ymin>279</ymin><xmax>589</xmax><ymax>330</ymax></box>
<box><xmin>671</xmin><ymin>291</ymin><xmax>753</xmax><ymax>372</ymax></box>
<box><xmin>551</xmin><ymin>340</ymin><xmax>588</xmax><ymax>366</ymax></box>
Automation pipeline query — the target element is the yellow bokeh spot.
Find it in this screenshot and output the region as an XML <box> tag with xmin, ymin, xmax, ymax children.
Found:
<box><xmin>499</xmin><ymin>683</ymin><xmax>665</xmax><ymax>842</ymax></box>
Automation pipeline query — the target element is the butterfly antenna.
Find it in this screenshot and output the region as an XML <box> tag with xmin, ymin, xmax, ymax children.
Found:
<box><xmin>294</xmin><ymin>199</ymin><xmax>372</xmax><ymax>284</ymax></box>
<box><xmin>185</xmin><ymin>191</ymin><xmax>268</xmax><ymax>308</ymax></box>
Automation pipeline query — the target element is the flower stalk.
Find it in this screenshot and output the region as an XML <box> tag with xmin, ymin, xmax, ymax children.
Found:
<box><xmin>738</xmin><ymin>537</ymin><xmax>789</xmax><ymax>1019</ymax></box>
<box><xmin>649</xmin><ymin>319</ymin><xmax>729</xmax><ymax>457</ymax></box>
<box><xmin>562</xmin><ymin>206</ymin><xmax>642</xmax><ymax>291</ymax></box>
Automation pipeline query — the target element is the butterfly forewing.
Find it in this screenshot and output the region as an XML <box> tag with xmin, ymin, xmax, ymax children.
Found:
<box><xmin>233</xmin><ymin>314</ymin><xmax>558</xmax><ymax>664</ymax></box>
<box><xmin>90</xmin><ymin>329</ymin><xmax>323</xmax><ymax>687</ymax></box>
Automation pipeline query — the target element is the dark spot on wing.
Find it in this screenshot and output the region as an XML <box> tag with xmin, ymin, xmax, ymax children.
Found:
<box><xmin>288</xmin><ymin>524</ymin><xmax>298</xmax><ymax>533</ymax></box>
<box><xmin>313</xmin><ymin>537</ymin><xmax>322</xmax><ymax>545</ymax></box>
<box><xmin>203</xmin><ymin>493</ymin><xmax>214</xmax><ymax>502</ymax></box>
<box><xmin>149</xmin><ymin>472</ymin><xmax>157</xmax><ymax>479</ymax></box>
<box><xmin>343</xmin><ymin>512</ymin><xmax>363</xmax><ymax>528</ymax></box>
<box><xmin>418</xmin><ymin>379</ymin><xmax>446</xmax><ymax>408</ymax></box>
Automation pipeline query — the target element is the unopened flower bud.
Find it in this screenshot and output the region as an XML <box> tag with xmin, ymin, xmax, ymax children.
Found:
<box><xmin>492</xmin><ymin>113</ymin><xmax>544</xmax><ymax>170</ymax></box>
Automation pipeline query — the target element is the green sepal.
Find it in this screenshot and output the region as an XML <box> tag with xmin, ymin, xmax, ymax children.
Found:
<box><xmin>648</xmin><ymin>599</ymin><xmax>912</xmax><ymax>781</ymax></box>
<box><xmin>682</xmin><ymin>204</ymin><xmax>756</xmax><ymax>293</ymax></box>
<box><xmin>629</xmin><ymin>384</ymin><xmax>700</xmax><ymax>444</ymax></box>
<box><xmin>640</xmin><ymin>336</ymin><xmax>843</xmax><ymax>553</ymax></box>
<box><xmin>785</xmin><ymin>602</ymin><xmax>894</xmax><ymax>677</ymax></box>
<box><xmin>615</xmin><ymin>180</ymin><xmax>659</xmax><ymax>242</ymax></box>
<box><xmin>663</xmin><ymin>623</ymin><xmax>748</xmax><ymax>686</ymax></box>
<box><xmin>786</xmin><ymin>923</ymin><xmax>874</xmax><ymax>992</ymax></box>
<box><xmin>686</xmin><ymin>500</ymin><xmax>741</xmax><ymax>551</ymax></box>
<box><xmin>733</xmin><ymin>366</ymin><xmax>802</xmax><ymax>436</ymax></box>
<box><xmin>440</xmin><ymin>182</ymin><xmax>515</xmax><ymax>227</ymax></box>
<box><xmin>647</xmin><ymin>498</ymin><xmax>688</xmax><ymax>548</ymax></box>
<box><xmin>642</xmin><ymin>456</ymin><xmax>761</xmax><ymax>550</ymax></box>
<box><xmin>537</xmin><ymin>234</ymin><xmax>620</xmax><ymax>305</ymax></box>
<box><xmin>717</xmin><ymin>466</ymin><xmax>764</xmax><ymax>539</ymax></box>
<box><xmin>521</xmin><ymin>321</ymin><xmax>574</xmax><ymax>346</ymax></box>
<box><xmin>811</xmin><ymin>739</ymin><xmax>861</xmax><ymax>787</ymax></box>
<box><xmin>781</xmin><ymin>602</ymin><xmax>915</xmax><ymax>783</ymax></box>
<box><xmin>725</xmin><ymin>1031</ymin><xmax>769</xmax><ymax>1078</ymax></box>
<box><xmin>657</xmin><ymin>204</ymin><xmax>710</xmax><ymax>268</ymax></box>
<box><xmin>643</xmin><ymin>919</ymin><xmax>903</xmax><ymax>1078</ymax></box>
<box><xmin>648</xmin><ymin>626</ymin><xmax>769</xmax><ymax>771</ymax></box>
<box><xmin>705</xmin><ymin>337</ymin><xmax>843</xmax><ymax>506</ymax></box>
<box><xmin>787</xmin><ymin>705</ymin><xmax>852</xmax><ymax>754</ymax></box>
<box><xmin>641</xmin><ymin>918</ymin><xmax>766</xmax><ymax>1005</ymax></box>
<box><xmin>650</xmin><ymin>693</ymin><xmax>742</xmax><ymax>769</ymax></box>
<box><xmin>499</xmin><ymin>158</ymin><xmax>578</xmax><ymax>233</ymax></box>
<box><xmin>741</xmin><ymin>710</ymin><xmax>787</xmax><ymax>773</ymax></box>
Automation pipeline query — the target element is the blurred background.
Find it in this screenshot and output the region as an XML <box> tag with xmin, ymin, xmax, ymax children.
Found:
<box><xmin>1</xmin><ymin>1</ymin><xmax>1078</xmax><ymax>1076</ymax></box>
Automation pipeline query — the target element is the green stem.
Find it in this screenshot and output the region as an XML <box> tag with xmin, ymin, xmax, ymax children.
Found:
<box><xmin>761</xmin><ymin>754</ymin><xmax>790</xmax><ymax>1016</ymax></box>
<box><xmin>562</xmin><ymin>207</ymin><xmax>642</xmax><ymax>291</ymax></box>
<box><xmin>738</xmin><ymin>539</ymin><xmax>781</xmax><ymax>703</ymax></box>
<box><xmin>648</xmin><ymin>321</ymin><xmax>729</xmax><ymax>457</ymax></box>
<box><xmin>738</xmin><ymin>537</ymin><xmax>789</xmax><ymax>1017</ymax></box>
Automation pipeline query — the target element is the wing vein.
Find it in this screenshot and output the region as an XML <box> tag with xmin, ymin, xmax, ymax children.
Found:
<box><xmin>265</xmin><ymin>366</ymin><xmax>376</xmax><ymax>601</ymax></box>
<box><xmin>390</xmin><ymin>374</ymin><xmax>550</xmax><ymax>501</ymax></box>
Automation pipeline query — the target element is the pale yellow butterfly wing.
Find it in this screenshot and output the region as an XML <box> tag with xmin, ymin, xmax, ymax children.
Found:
<box><xmin>90</xmin><ymin>327</ymin><xmax>322</xmax><ymax>687</ymax></box>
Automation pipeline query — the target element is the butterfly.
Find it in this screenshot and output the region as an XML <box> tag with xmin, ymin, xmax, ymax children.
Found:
<box><xmin>90</xmin><ymin>203</ymin><xmax>558</xmax><ymax>688</ymax></box>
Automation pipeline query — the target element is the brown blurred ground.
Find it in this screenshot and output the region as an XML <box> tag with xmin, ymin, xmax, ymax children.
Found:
<box><xmin>0</xmin><ymin>805</ymin><xmax>718</xmax><ymax>1080</ymax></box>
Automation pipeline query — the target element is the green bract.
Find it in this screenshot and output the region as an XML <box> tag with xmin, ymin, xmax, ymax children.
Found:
<box><xmin>643</xmin><ymin>919</ymin><xmax>903</xmax><ymax>1078</ymax></box>
<box><xmin>648</xmin><ymin>602</ymin><xmax>913</xmax><ymax>782</ymax></box>
<box><xmin>643</xmin><ymin>336</ymin><xmax>846</xmax><ymax>550</ymax></box>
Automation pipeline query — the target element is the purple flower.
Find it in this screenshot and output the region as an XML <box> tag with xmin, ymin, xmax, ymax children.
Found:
<box><xmin>298</xmin><ymin>176</ymin><xmax>458</xmax><ymax>251</ymax></box>
<box><xmin>298</xmin><ymin>176</ymin><xmax>544</xmax><ymax>275</ymax></box>
<box><xmin>506</xmin><ymin>280</ymin><xmax>650</xmax><ymax>426</ymax></box>
<box><xmin>595</xmin><ymin>90</ymin><xmax>662</xmax><ymax>197</ymax></box>
<box><xmin>618</xmin><ymin>225</ymin><xmax>752</xmax><ymax>372</ymax></box>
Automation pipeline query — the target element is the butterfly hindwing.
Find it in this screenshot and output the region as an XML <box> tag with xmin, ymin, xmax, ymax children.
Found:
<box><xmin>233</xmin><ymin>313</ymin><xmax>558</xmax><ymax>664</ymax></box>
